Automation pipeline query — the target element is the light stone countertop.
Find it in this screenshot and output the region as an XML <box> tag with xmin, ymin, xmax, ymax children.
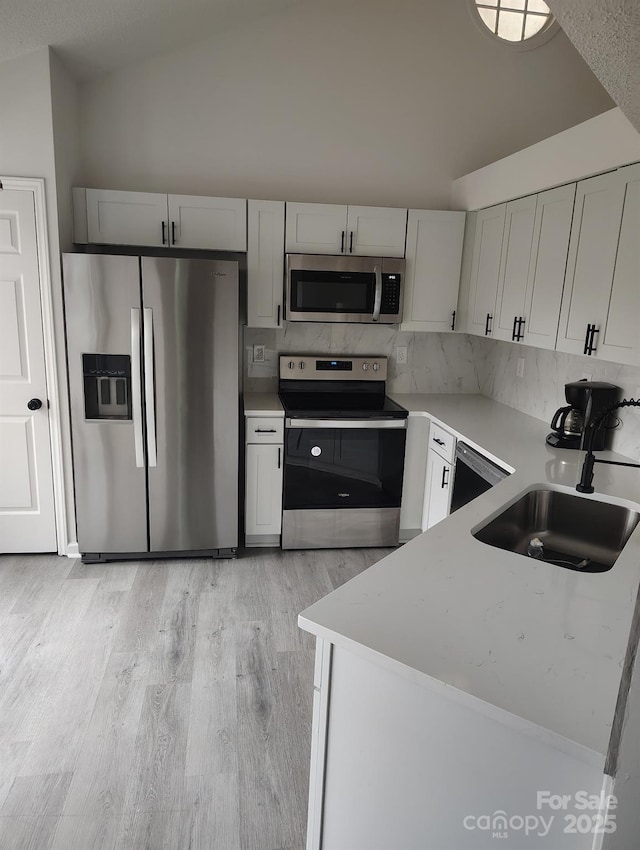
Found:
<box><xmin>243</xmin><ymin>392</ymin><xmax>284</xmax><ymax>417</ymax></box>
<box><xmin>298</xmin><ymin>393</ymin><xmax>640</xmax><ymax>764</ymax></box>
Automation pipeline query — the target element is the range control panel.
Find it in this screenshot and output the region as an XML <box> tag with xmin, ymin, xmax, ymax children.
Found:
<box><xmin>279</xmin><ymin>355</ymin><xmax>388</xmax><ymax>381</ymax></box>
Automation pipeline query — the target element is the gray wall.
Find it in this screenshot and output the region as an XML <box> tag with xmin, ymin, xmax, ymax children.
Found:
<box><xmin>77</xmin><ymin>0</ymin><xmax>612</xmax><ymax>209</ymax></box>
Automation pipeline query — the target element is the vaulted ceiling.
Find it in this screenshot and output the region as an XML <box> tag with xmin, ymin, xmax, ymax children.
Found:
<box><xmin>547</xmin><ymin>0</ymin><xmax>640</xmax><ymax>132</ymax></box>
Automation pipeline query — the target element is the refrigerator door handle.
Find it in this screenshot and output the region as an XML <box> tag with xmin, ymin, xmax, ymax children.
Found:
<box><xmin>143</xmin><ymin>308</ymin><xmax>158</xmax><ymax>468</ymax></box>
<box><xmin>130</xmin><ymin>308</ymin><xmax>145</xmax><ymax>468</ymax></box>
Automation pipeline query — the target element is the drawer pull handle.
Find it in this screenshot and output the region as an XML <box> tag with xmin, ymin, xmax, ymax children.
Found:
<box><xmin>433</xmin><ymin>437</ymin><xmax>445</xmax><ymax>446</ymax></box>
<box><xmin>255</xmin><ymin>428</ymin><xmax>277</xmax><ymax>433</ymax></box>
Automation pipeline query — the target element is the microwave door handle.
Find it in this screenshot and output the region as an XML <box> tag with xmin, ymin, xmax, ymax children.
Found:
<box><xmin>143</xmin><ymin>308</ymin><xmax>157</xmax><ymax>468</ymax></box>
<box><xmin>372</xmin><ymin>264</ymin><xmax>382</xmax><ymax>322</ymax></box>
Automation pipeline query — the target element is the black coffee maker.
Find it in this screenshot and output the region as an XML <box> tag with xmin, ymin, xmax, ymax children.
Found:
<box><xmin>546</xmin><ymin>380</ymin><xmax>620</xmax><ymax>450</ymax></box>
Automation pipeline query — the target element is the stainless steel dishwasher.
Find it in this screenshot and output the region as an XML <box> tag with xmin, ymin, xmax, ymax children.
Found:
<box><xmin>450</xmin><ymin>441</ymin><xmax>510</xmax><ymax>514</ymax></box>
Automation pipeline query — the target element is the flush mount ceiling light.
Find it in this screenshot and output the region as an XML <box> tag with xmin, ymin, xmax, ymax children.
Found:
<box><xmin>469</xmin><ymin>0</ymin><xmax>559</xmax><ymax>50</ymax></box>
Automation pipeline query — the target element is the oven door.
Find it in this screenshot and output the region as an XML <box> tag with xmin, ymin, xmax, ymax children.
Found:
<box><xmin>281</xmin><ymin>418</ymin><xmax>407</xmax><ymax>549</ymax></box>
<box><xmin>283</xmin><ymin>419</ymin><xmax>407</xmax><ymax>510</ymax></box>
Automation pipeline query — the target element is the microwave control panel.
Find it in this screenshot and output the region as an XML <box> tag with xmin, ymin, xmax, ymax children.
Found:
<box><xmin>380</xmin><ymin>274</ymin><xmax>402</xmax><ymax>315</ymax></box>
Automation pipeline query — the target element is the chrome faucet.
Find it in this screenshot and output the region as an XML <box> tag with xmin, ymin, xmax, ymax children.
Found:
<box><xmin>576</xmin><ymin>399</ymin><xmax>640</xmax><ymax>493</ymax></box>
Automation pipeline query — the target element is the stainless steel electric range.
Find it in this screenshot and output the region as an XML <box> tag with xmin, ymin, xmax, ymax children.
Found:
<box><xmin>278</xmin><ymin>355</ymin><xmax>408</xmax><ymax>550</ymax></box>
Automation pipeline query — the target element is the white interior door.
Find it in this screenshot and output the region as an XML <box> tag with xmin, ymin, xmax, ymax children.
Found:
<box><xmin>0</xmin><ymin>189</ymin><xmax>56</xmax><ymax>552</ymax></box>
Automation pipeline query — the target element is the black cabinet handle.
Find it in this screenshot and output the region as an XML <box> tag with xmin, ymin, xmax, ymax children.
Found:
<box><xmin>583</xmin><ymin>323</ymin><xmax>592</xmax><ymax>355</ymax></box>
<box><xmin>255</xmin><ymin>428</ymin><xmax>277</xmax><ymax>433</ymax></box>
<box><xmin>340</xmin><ymin>231</ymin><xmax>345</xmax><ymax>253</ymax></box>
<box><xmin>433</xmin><ymin>437</ymin><xmax>445</xmax><ymax>446</ymax></box>
<box><xmin>517</xmin><ymin>317</ymin><xmax>525</xmax><ymax>341</ymax></box>
<box><xmin>451</xmin><ymin>310</ymin><xmax>456</xmax><ymax>331</ymax></box>
<box><xmin>349</xmin><ymin>231</ymin><xmax>354</xmax><ymax>253</ymax></box>
<box><xmin>277</xmin><ymin>304</ymin><xmax>281</xmax><ymax>326</ymax></box>
<box><xmin>161</xmin><ymin>221</ymin><xmax>167</xmax><ymax>245</ymax></box>
<box><xmin>587</xmin><ymin>325</ymin><xmax>599</xmax><ymax>355</ymax></box>
<box><xmin>441</xmin><ymin>465</ymin><xmax>449</xmax><ymax>488</ymax></box>
<box><xmin>171</xmin><ymin>221</ymin><xmax>176</xmax><ymax>245</ymax></box>
<box><xmin>511</xmin><ymin>316</ymin><xmax>518</xmax><ymax>341</ymax></box>
<box><xmin>485</xmin><ymin>313</ymin><xmax>493</xmax><ymax>336</ymax></box>
<box><xmin>277</xmin><ymin>447</ymin><xmax>281</xmax><ymax>469</ymax></box>
<box><xmin>27</xmin><ymin>398</ymin><xmax>43</xmax><ymax>411</ymax></box>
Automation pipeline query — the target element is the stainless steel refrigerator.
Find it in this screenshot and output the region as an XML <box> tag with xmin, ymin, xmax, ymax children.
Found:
<box><xmin>63</xmin><ymin>253</ymin><xmax>239</xmax><ymax>562</ymax></box>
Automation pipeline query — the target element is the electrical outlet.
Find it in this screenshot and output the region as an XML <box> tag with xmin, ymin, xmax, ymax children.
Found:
<box><xmin>395</xmin><ymin>346</ymin><xmax>408</xmax><ymax>365</ymax></box>
<box><xmin>516</xmin><ymin>357</ymin><xmax>525</xmax><ymax>378</ymax></box>
<box><xmin>253</xmin><ymin>344</ymin><xmax>265</xmax><ymax>363</ymax></box>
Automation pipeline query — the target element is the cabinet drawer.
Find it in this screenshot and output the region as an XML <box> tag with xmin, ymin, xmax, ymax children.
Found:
<box><xmin>429</xmin><ymin>423</ymin><xmax>455</xmax><ymax>462</ymax></box>
<box><xmin>246</xmin><ymin>417</ymin><xmax>284</xmax><ymax>443</ymax></box>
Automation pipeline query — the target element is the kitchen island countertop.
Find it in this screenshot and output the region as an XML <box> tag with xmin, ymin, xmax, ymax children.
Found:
<box><xmin>299</xmin><ymin>393</ymin><xmax>640</xmax><ymax>763</ymax></box>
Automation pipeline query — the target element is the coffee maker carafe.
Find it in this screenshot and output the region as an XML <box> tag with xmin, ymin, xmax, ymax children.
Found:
<box><xmin>546</xmin><ymin>380</ymin><xmax>620</xmax><ymax>450</ymax></box>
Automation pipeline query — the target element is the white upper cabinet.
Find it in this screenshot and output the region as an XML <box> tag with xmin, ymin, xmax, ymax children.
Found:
<box><xmin>285</xmin><ymin>202</ymin><xmax>408</xmax><ymax>256</ymax></box>
<box><xmin>557</xmin><ymin>164</ymin><xmax>640</xmax><ymax>364</ymax></box>
<box><xmin>168</xmin><ymin>195</ymin><xmax>247</xmax><ymax>251</ymax></box>
<box><xmin>465</xmin><ymin>204</ymin><xmax>506</xmax><ymax>337</ymax></box>
<box><xmin>81</xmin><ymin>189</ymin><xmax>247</xmax><ymax>250</ymax></box>
<box><xmin>493</xmin><ymin>195</ymin><xmax>536</xmax><ymax>342</ymax></box>
<box><xmin>346</xmin><ymin>206</ymin><xmax>408</xmax><ymax>257</ymax></box>
<box><xmin>521</xmin><ymin>183</ymin><xmax>576</xmax><ymax>351</ymax></box>
<box><xmin>247</xmin><ymin>199</ymin><xmax>285</xmax><ymax>328</ymax></box>
<box><xmin>493</xmin><ymin>185</ymin><xmax>575</xmax><ymax>349</ymax></box>
<box><xmin>86</xmin><ymin>189</ymin><xmax>169</xmax><ymax>247</ymax></box>
<box><xmin>591</xmin><ymin>164</ymin><xmax>640</xmax><ymax>365</ymax></box>
<box><xmin>285</xmin><ymin>203</ymin><xmax>347</xmax><ymax>254</ymax></box>
<box><xmin>401</xmin><ymin>209</ymin><xmax>465</xmax><ymax>332</ymax></box>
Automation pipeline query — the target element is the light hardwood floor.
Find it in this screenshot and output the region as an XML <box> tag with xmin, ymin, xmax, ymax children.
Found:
<box><xmin>0</xmin><ymin>547</ymin><xmax>388</xmax><ymax>850</ymax></box>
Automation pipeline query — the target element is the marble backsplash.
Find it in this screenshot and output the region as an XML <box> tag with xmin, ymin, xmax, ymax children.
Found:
<box><xmin>243</xmin><ymin>324</ymin><xmax>481</xmax><ymax>395</ymax></box>
<box><xmin>243</xmin><ymin>325</ymin><xmax>640</xmax><ymax>460</ymax></box>
<box><xmin>470</xmin><ymin>337</ymin><xmax>640</xmax><ymax>461</ymax></box>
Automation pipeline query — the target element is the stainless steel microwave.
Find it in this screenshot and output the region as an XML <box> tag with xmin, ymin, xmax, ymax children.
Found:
<box><xmin>285</xmin><ymin>254</ymin><xmax>405</xmax><ymax>324</ymax></box>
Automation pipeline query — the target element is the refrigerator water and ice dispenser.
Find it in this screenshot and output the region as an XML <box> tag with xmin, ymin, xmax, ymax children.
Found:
<box><xmin>82</xmin><ymin>354</ymin><xmax>131</xmax><ymax>420</ymax></box>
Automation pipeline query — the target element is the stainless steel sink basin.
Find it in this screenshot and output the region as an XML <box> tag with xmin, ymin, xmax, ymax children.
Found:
<box><xmin>473</xmin><ymin>488</ymin><xmax>640</xmax><ymax>572</ymax></box>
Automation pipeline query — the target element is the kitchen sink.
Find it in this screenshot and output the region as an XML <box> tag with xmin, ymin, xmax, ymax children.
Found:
<box><xmin>473</xmin><ymin>488</ymin><xmax>640</xmax><ymax>572</ymax></box>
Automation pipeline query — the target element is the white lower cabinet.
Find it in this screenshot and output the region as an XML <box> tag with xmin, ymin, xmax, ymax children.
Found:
<box><xmin>424</xmin><ymin>449</ymin><xmax>452</xmax><ymax>529</ymax></box>
<box><xmin>245</xmin><ymin>420</ymin><xmax>283</xmax><ymax>546</ymax></box>
<box><xmin>398</xmin><ymin>416</ymin><xmax>430</xmax><ymax>543</ymax></box>
<box><xmin>423</xmin><ymin>423</ymin><xmax>455</xmax><ymax>530</ymax></box>
<box><xmin>307</xmin><ymin>641</ymin><xmax>602</xmax><ymax>850</ymax></box>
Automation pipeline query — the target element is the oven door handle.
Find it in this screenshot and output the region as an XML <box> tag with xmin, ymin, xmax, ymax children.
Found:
<box><xmin>286</xmin><ymin>418</ymin><xmax>406</xmax><ymax>430</ymax></box>
<box><xmin>372</xmin><ymin>264</ymin><xmax>382</xmax><ymax>323</ymax></box>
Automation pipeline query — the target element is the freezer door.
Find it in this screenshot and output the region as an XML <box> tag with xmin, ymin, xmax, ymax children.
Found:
<box><xmin>142</xmin><ymin>257</ymin><xmax>239</xmax><ymax>551</ymax></box>
<box><xmin>63</xmin><ymin>254</ymin><xmax>148</xmax><ymax>554</ymax></box>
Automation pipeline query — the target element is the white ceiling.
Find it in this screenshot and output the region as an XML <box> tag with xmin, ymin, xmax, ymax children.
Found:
<box><xmin>0</xmin><ymin>0</ymin><xmax>301</xmax><ymax>80</ymax></box>
<box><xmin>547</xmin><ymin>0</ymin><xmax>640</xmax><ymax>132</ymax></box>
